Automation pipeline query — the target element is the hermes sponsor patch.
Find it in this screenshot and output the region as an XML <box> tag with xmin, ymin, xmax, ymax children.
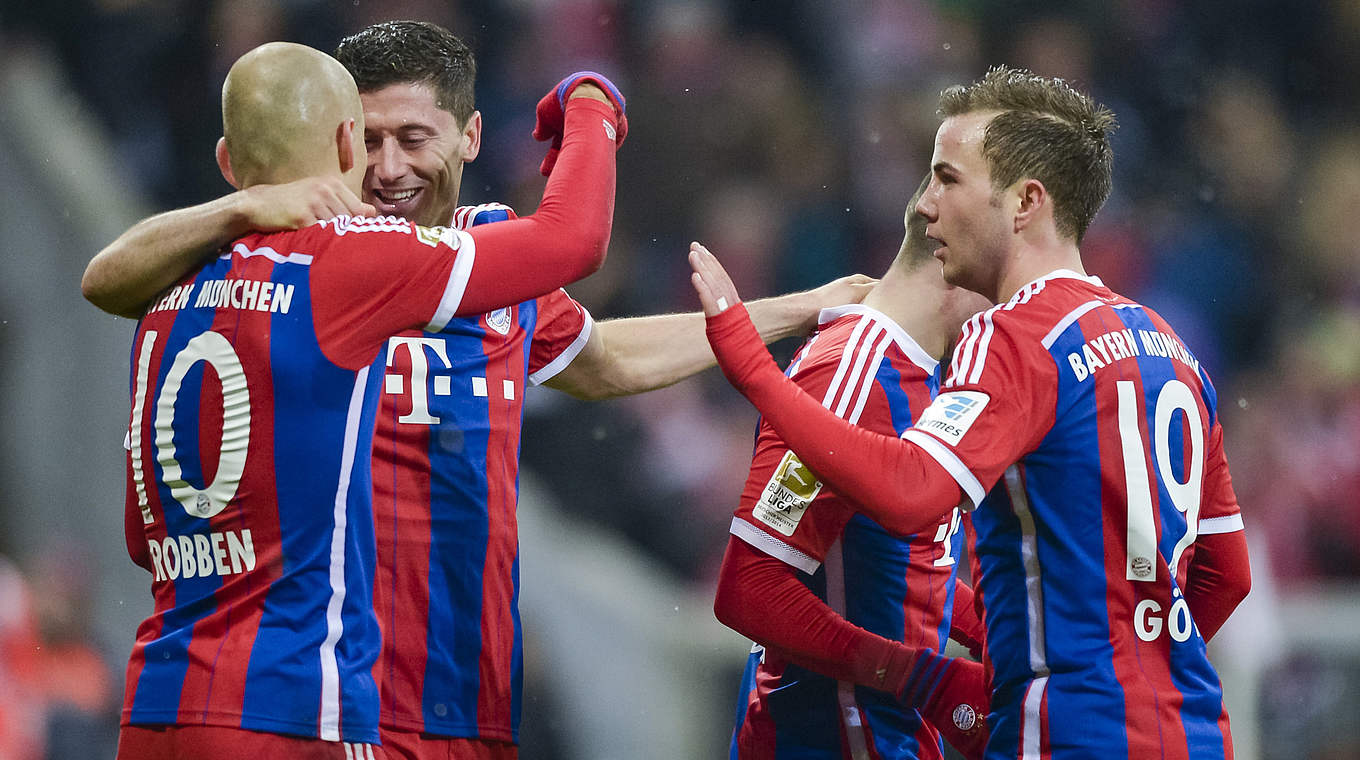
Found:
<box><xmin>915</xmin><ymin>391</ymin><xmax>989</xmax><ymax>446</ymax></box>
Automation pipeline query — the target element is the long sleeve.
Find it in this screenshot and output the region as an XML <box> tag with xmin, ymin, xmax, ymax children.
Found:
<box><xmin>706</xmin><ymin>305</ymin><xmax>963</xmax><ymax>536</ymax></box>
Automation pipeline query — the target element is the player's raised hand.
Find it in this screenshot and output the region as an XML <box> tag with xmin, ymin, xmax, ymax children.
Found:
<box><xmin>238</xmin><ymin>176</ymin><xmax>376</xmax><ymax>230</ymax></box>
<box><xmin>533</xmin><ymin>71</ymin><xmax>628</xmax><ymax>176</ymax></box>
<box><xmin>688</xmin><ymin>242</ymin><xmax>743</xmax><ymax>317</ymax></box>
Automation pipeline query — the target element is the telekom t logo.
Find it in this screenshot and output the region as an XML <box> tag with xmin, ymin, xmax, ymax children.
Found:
<box><xmin>385</xmin><ymin>337</ymin><xmax>453</xmax><ymax>424</ymax></box>
<box><xmin>384</xmin><ymin>336</ymin><xmax>517</xmax><ymax>425</ymax></box>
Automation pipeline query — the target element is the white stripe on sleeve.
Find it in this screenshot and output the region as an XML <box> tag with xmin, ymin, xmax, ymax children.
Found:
<box><xmin>426</xmin><ymin>228</ymin><xmax>477</xmax><ymax>333</ymax></box>
<box><xmin>528</xmin><ymin>305</ymin><xmax>595</xmax><ymax>385</ymax></box>
<box><xmin>729</xmin><ymin>517</ymin><xmax>821</xmax><ymax>574</ymax></box>
<box><xmin>902</xmin><ymin>429</ymin><xmax>985</xmax><ymax>509</ymax></box>
<box><xmin>1198</xmin><ymin>513</ymin><xmax>1244</xmax><ymax>535</ymax></box>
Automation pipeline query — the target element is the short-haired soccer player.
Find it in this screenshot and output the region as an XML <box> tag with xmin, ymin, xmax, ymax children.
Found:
<box><xmin>693</xmin><ymin>66</ymin><xmax>1252</xmax><ymax>759</ymax></box>
<box><xmin>713</xmin><ymin>177</ymin><xmax>993</xmax><ymax>760</ymax></box>
<box><xmin>113</xmin><ymin>41</ymin><xmax>623</xmax><ymax>759</ymax></box>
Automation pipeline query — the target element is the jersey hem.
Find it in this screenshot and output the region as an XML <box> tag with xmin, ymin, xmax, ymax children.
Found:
<box><xmin>379</xmin><ymin>714</ymin><xmax>516</xmax><ymax>743</ymax></box>
<box><xmin>123</xmin><ymin>710</ymin><xmax>381</xmax><ymax>745</ymax></box>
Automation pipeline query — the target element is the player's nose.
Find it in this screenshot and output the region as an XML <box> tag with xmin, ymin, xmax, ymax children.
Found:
<box><xmin>369</xmin><ymin>139</ymin><xmax>407</xmax><ymax>182</ymax></box>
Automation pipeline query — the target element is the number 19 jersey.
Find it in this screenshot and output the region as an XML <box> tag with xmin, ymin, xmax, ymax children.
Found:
<box><xmin>907</xmin><ymin>271</ymin><xmax>1242</xmax><ymax>759</ymax></box>
<box><xmin>122</xmin><ymin>217</ymin><xmax>475</xmax><ymax>744</ymax></box>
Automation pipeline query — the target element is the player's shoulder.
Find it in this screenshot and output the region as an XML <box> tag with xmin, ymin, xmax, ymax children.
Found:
<box><xmin>451</xmin><ymin>203</ymin><xmax>518</xmax><ymax>230</ymax></box>
<box><xmin>793</xmin><ymin>304</ymin><xmax>937</xmax><ymax>380</ymax></box>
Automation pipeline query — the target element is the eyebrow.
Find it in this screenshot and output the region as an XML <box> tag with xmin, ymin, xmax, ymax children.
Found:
<box><xmin>932</xmin><ymin>161</ymin><xmax>957</xmax><ymax>175</ymax></box>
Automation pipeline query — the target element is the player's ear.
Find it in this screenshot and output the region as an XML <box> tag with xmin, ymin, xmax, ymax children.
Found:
<box><xmin>460</xmin><ymin>110</ymin><xmax>482</xmax><ymax>163</ymax></box>
<box><xmin>337</xmin><ymin>118</ymin><xmax>358</xmax><ymax>174</ymax></box>
<box><xmin>1013</xmin><ymin>178</ymin><xmax>1047</xmax><ymax>234</ymax></box>
<box><xmin>216</xmin><ymin>137</ymin><xmax>240</xmax><ymax>189</ymax></box>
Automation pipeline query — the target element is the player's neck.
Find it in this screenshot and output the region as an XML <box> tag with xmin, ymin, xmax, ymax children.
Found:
<box><xmin>863</xmin><ymin>267</ymin><xmax>953</xmax><ymax>361</ymax></box>
<box><xmin>995</xmin><ymin>240</ymin><xmax>1085</xmax><ymax>303</ymax></box>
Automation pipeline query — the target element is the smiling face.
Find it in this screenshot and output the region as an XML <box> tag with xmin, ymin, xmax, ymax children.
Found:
<box><xmin>360</xmin><ymin>82</ymin><xmax>480</xmax><ymax>226</ymax></box>
<box><xmin>915</xmin><ymin>111</ymin><xmax>1014</xmax><ymax>303</ymax></box>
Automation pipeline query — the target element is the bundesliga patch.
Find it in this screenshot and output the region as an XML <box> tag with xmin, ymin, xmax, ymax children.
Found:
<box><xmin>916</xmin><ymin>391</ymin><xmax>990</xmax><ymax>446</ymax></box>
<box><xmin>753</xmin><ymin>450</ymin><xmax>823</xmax><ymax>536</ymax></box>
<box><xmin>415</xmin><ymin>224</ymin><xmax>450</xmax><ymax>247</ymax></box>
<box><xmin>485</xmin><ymin>307</ymin><xmax>513</xmax><ymax>335</ymax></box>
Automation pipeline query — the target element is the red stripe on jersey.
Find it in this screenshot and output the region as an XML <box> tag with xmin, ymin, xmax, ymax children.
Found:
<box><xmin>475</xmin><ymin>320</ymin><xmax>526</xmax><ymax>731</ymax></box>
<box><xmin>177</xmin><ymin>256</ymin><xmax>283</xmax><ymax>724</ymax></box>
<box><xmin>373</xmin><ymin>329</ymin><xmax>434</xmax><ymax>727</ymax></box>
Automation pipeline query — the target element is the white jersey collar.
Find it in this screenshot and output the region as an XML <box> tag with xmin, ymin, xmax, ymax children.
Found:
<box><xmin>816</xmin><ymin>304</ymin><xmax>939</xmax><ymax>374</ymax></box>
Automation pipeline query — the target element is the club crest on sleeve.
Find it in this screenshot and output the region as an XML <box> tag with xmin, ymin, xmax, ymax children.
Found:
<box><xmin>915</xmin><ymin>391</ymin><xmax>990</xmax><ymax>446</ymax></box>
<box><xmin>952</xmin><ymin>703</ymin><xmax>978</xmax><ymax>731</ymax></box>
<box><xmin>753</xmin><ymin>450</ymin><xmax>823</xmax><ymax>536</ymax></box>
<box><xmin>485</xmin><ymin>307</ymin><xmax>514</xmax><ymax>335</ymax></box>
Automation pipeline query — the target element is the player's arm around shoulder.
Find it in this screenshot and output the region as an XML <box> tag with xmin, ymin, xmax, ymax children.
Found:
<box><xmin>82</xmin><ymin>177</ymin><xmax>373</xmax><ymax>319</ymax></box>
<box><xmin>541</xmin><ymin>273</ymin><xmax>875</xmax><ymax>400</ymax></box>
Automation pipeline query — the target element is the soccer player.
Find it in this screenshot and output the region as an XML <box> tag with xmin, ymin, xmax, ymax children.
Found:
<box><xmin>113</xmin><ymin>41</ymin><xmax>623</xmax><ymax>759</ymax></box>
<box><xmin>692</xmin><ymin>66</ymin><xmax>1252</xmax><ymax>759</ymax></box>
<box><xmin>713</xmin><ymin>178</ymin><xmax>992</xmax><ymax>760</ymax></box>
<box><xmin>84</xmin><ymin>21</ymin><xmax>869</xmax><ymax>760</ymax></box>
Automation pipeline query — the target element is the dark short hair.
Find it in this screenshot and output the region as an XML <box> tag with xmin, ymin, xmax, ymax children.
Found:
<box><xmin>939</xmin><ymin>65</ymin><xmax>1116</xmax><ymax>242</ymax></box>
<box><xmin>334</xmin><ymin>20</ymin><xmax>476</xmax><ymax>123</ymax></box>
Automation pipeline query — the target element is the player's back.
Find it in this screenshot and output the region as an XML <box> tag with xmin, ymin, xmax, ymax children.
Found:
<box><xmin>123</xmin><ymin>217</ymin><xmax>470</xmax><ymax>744</ymax></box>
<box><xmin>732</xmin><ymin>306</ymin><xmax>962</xmax><ymax>760</ymax></box>
<box><xmin>954</xmin><ymin>272</ymin><xmax>1234</xmax><ymax>759</ymax></box>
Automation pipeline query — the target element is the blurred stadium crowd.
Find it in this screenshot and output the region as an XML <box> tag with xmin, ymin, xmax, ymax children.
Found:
<box><xmin>1</xmin><ymin>1</ymin><xmax>1358</xmax><ymax>758</ymax></box>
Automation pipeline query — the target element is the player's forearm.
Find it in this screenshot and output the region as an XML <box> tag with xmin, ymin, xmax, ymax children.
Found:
<box><xmin>707</xmin><ymin>304</ymin><xmax>963</xmax><ymax>535</ymax></box>
<box><xmin>456</xmin><ymin>99</ymin><xmax>618</xmax><ymax>314</ymax></box>
<box><xmin>714</xmin><ymin>537</ymin><xmax>917</xmax><ymax>692</ymax></box>
<box><xmin>1183</xmin><ymin>529</ymin><xmax>1251</xmax><ymax>641</ymax></box>
<box><xmin>548</xmin><ymin>292</ymin><xmax>814</xmax><ymax>400</ymax></box>
<box><xmin>83</xmin><ymin>195</ymin><xmax>253</xmax><ymax>318</ymax></box>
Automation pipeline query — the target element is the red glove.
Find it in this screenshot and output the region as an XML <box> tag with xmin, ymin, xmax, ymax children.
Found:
<box><xmin>899</xmin><ymin>651</ymin><xmax>990</xmax><ymax>760</ymax></box>
<box><xmin>533</xmin><ymin>71</ymin><xmax>628</xmax><ymax>176</ymax></box>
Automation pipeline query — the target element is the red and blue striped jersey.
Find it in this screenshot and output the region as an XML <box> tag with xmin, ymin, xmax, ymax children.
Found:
<box><xmin>907</xmin><ymin>271</ymin><xmax>1241</xmax><ymax>759</ymax></box>
<box><xmin>121</xmin><ymin>217</ymin><xmax>481</xmax><ymax>744</ymax></box>
<box><xmin>729</xmin><ymin>305</ymin><xmax>963</xmax><ymax>760</ymax></box>
<box><xmin>369</xmin><ymin>204</ymin><xmax>592</xmax><ymax>742</ymax></box>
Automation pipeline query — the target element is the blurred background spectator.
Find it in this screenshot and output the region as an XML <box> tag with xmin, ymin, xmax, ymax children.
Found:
<box><xmin>1</xmin><ymin>1</ymin><xmax>1356</xmax><ymax>758</ymax></box>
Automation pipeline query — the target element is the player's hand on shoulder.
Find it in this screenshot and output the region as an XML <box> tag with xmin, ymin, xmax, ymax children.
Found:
<box><xmin>689</xmin><ymin>242</ymin><xmax>743</xmax><ymax>317</ymax></box>
<box><xmin>533</xmin><ymin>70</ymin><xmax>628</xmax><ymax>176</ymax></box>
<box><xmin>796</xmin><ymin>273</ymin><xmax>877</xmax><ymax>332</ymax></box>
<box><xmin>238</xmin><ymin>176</ymin><xmax>376</xmax><ymax>231</ymax></box>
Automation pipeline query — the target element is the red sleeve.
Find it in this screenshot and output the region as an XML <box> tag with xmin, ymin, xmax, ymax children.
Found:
<box><xmin>1183</xmin><ymin>529</ymin><xmax>1251</xmax><ymax>641</ymax></box>
<box><xmin>456</xmin><ymin>98</ymin><xmax>618</xmax><ymax>315</ymax></box>
<box><xmin>713</xmin><ymin>536</ymin><xmax>917</xmax><ymax>693</ymax></box>
<box><xmin>706</xmin><ymin>305</ymin><xmax>963</xmax><ymax>536</ymax></box>
<box><xmin>526</xmin><ymin>290</ymin><xmax>592</xmax><ymax>385</ymax></box>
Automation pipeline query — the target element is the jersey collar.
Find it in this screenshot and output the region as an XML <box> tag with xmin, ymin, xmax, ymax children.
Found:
<box><xmin>816</xmin><ymin>304</ymin><xmax>939</xmax><ymax>374</ymax></box>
